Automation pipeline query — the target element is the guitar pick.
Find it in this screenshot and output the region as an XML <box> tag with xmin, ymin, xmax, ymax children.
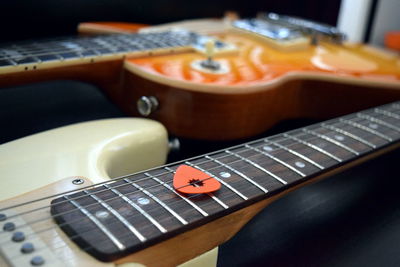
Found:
<box><xmin>173</xmin><ymin>165</ymin><xmax>221</xmax><ymax>194</ymax></box>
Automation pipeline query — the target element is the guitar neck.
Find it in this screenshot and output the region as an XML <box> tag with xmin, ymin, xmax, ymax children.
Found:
<box><xmin>49</xmin><ymin>101</ymin><xmax>400</xmax><ymax>262</ymax></box>
<box><xmin>0</xmin><ymin>31</ymin><xmax>196</xmax><ymax>74</ymax></box>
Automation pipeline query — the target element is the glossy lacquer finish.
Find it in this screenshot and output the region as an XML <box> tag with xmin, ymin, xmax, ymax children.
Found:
<box><xmin>0</xmin><ymin>20</ymin><xmax>400</xmax><ymax>140</ymax></box>
<box><xmin>50</xmin><ymin>102</ymin><xmax>400</xmax><ymax>263</ymax></box>
<box><xmin>127</xmin><ymin>33</ymin><xmax>400</xmax><ymax>87</ymax></box>
<box><xmin>121</xmin><ymin>28</ymin><xmax>400</xmax><ymax>140</ymax></box>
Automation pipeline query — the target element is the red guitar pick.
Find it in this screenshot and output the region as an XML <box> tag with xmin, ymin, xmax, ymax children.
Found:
<box><xmin>173</xmin><ymin>165</ymin><xmax>221</xmax><ymax>194</ymax></box>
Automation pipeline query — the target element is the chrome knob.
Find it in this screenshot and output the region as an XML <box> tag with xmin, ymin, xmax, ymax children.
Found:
<box><xmin>137</xmin><ymin>96</ymin><xmax>159</xmax><ymax>116</ymax></box>
<box><xmin>168</xmin><ymin>138</ymin><xmax>181</xmax><ymax>153</ymax></box>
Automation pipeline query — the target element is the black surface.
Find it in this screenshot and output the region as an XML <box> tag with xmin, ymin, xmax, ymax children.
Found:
<box><xmin>2</xmin><ymin>1</ymin><xmax>400</xmax><ymax>266</ymax></box>
<box><xmin>0</xmin><ymin>80</ymin><xmax>126</xmax><ymax>144</ymax></box>
<box><xmin>0</xmin><ymin>0</ymin><xmax>341</xmax><ymax>43</ymax></box>
<box><xmin>218</xmin><ymin>148</ymin><xmax>400</xmax><ymax>267</ymax></box>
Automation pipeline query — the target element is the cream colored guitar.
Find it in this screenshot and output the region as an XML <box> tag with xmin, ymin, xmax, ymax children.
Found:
<box><xmin>1</xmin><ymin>102</ymin><xmax>400</xmax><ymax>266</ymax></box>
<box><xmin>0</xmin><ymin>118</ymin><xmax>217</xmax><ymax>267</ymax></box>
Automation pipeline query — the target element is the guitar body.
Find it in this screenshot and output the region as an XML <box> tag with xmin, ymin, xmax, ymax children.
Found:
<box><xmin>0</xmin><ymin>18</ymin><xmax>399</xmax><ymax>140</ymax></box>
<box><xmin>1</xmin><ymin>102</ymin><xmax>400</xmax><ymax>266</ymax></box>
<box><xmin>0</xmin><ymin>118</ymin><xmax>222</xmax><ymax>267</ymax></box>
<box><xmin>122</xmin><ymin>24</ymin><xmax>400</xmax><ymax>140</ymax></box>
<box><xmin>0</xmin><ymin>118</ymin><xmax>168</xmax><ymax>201</ymax></box>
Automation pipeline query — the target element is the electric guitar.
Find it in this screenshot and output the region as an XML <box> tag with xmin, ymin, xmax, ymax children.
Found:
<box><xmin>1</xmin><ymin>14</ymin><xmax>400</xmax><ymax>140</ymax></box>
<box><xmin>1</xmin><ymin>101</ymin><xmax>400</xmax><ymax>266</ymax></box>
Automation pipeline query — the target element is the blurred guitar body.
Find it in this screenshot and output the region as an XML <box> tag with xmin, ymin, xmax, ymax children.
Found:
<box><xmin>1</xmin><ymin>15</ymin><xmax>399</xmax><ymax>140</ymax></box>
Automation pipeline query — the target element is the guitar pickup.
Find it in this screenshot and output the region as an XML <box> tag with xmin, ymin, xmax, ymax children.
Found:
<box><xmin>189</xmin><ymin>34</ymin><xmax>238</xmax><ymax>56</ymax></box>
<box><xmin>231</xmin><ymin>18</ymin><xmax>310</xmax><ymax>51</ymax></box>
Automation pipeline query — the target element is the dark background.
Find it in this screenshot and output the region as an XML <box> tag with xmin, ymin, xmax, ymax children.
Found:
<box><xmin>1</xmin><ymin>0</ymin><xmax>341</xmax><ymax>42</ymax></box>
<box><xmin>1</xmin><ymin>1</ymin><xmax>400</xmax><ymax>266</ymax></box>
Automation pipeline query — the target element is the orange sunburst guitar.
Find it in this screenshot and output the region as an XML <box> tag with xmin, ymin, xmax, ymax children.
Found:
<box><xmin>1</xmin><ymin>13</ymin><xmax>400</xmax><ymax>140</ymax></box>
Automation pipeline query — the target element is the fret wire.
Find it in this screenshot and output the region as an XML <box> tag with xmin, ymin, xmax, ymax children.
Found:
<box><xmin>357</xmin><ymin>113</ymin><xmax>400</xmax><ymax>133</ymax></box>
<box><xmin>5</xmin><ymin>136</ymin><xmax>326</xmax><ymax>236</ymax></box>
<box><xmin>0</xmin><ymin>131</ymin><xmax>352</xmax><ymax>231</ymax></box>
<box><xmin>302</xmin><ymin>128</ymin><xmax>360</xmax><ymax>155</ymax></box>
<box><xmin>3</xmin><ymin>140</ymin><xmax>303</xmax><ymax>230</ymax></box>
<box><xmin>245</xmin><ymin>144</ymin><xmax>306</xmax><ymax>177</ymax></box>
<box><xmin>0</xmin><ymin>47</ymin><xmax>89</xmax><ymax>60</ymax></box>
<box><xmin>6</xmin><ymin>103</ymin><xmax>400</xmax><ymax>234</ymax></box>
<box><xmin>5</xmin><ymin>102</ymin><xmax>400</xmax><ymax>251</ymax></box>
<box><xmin>0</xmin><ymin>32</ymin><xmax>190</xmax><ymax>63</ymax></box>
<box><xmin>4</xmin><ymin>106</ymin><xmax>370</xmax><ymax>215</ymax></box>
<box><xmin>0</xmin><ymin>131</ymin><xmax>373</xmax><ymax>243</ymax></box>
<box><xmin>339</xmin><ymin>118</ymin><xmax>392</xmax><ymax>141</ymax></box>
<box><xmin>225</xmin><ymin>150</ymin><xmax>288</xmax><ymax>185</ymax></box>
<box><xmin>283</xmin><ymin>133</ymin><xmax>343</xmax><ymax>162</ymax></box>
<box><xmin>85</xmin><ymin>190</ymin><xmax>146</xmax><ymax>242</ymax></box>
<box><xmin>185</xmin><ymin>161</ymin><xmax>248</xmax><ymax>200</ymax></box>
<box><xmin>205</xmin><ymin>155</ymin><xmax>269</xmax><ymax>193</ymax></box>
<box><xmin>165</xmin><ymin>166</ymin><xmax>230</xmax><ymax>209</ymax></box>
<box><xmin>104</xmin><ymin>184</ymin><xmax>167</xmax><ymax>234</ymax></box>
<box><xmin>63</xmin><ymin>195</ymin><xmax>125</xmax><ymax>250</ymax></box>
<box><xmin>144</xmin><ymin>172</ymin><xmax>209</xmax><ymax>217</ymax></box>
<box><xmin>320</xmin><ymin>123</ymin><xmax>376</xmax><ymax>148</ymax></box>
<box><xmin>2</xmin><ymin>39</ymin><xmax>114</xmax><ymax>54</ymax></box>
<box><xmin>374</xmin><ymin>108</ymin><xmax>400</xmax><ymax>120</ymax></box>
<box><xmin>265</xmin><ymin>139</ymin><xmax>325</xmax><ymax>169</ymax></box>
<box><xmin>124</xmin><ymin>178</ymin><xmax>188</xmax><ymax>225</ymax></box>
<box><xmin>3</xmin><ymin>103</ymin><xmax>400</xmax><ymax>247</ymax></box>
<box><xmin>0</xmin><ymin>46</ymin><xmax>82</xmax><ymax>56</ymax></box>
<box><xmin>183</xmin><ymin>162</ymin><xmax>248</xmax><ymax>200</ymax></box>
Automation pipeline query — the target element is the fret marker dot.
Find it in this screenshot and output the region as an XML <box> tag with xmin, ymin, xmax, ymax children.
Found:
<box><xmin>263</xmin><ymin>145</ymin><xmax>274</xmax><ymax>152</ymax></box>
<box><xmin>137</xmin><ymin>197</ymin><xmax>150</xmax><ymax>205</ymax></box>
<box><xmin>317</xmin><ymin>142</ymin><xmax>327</xmax><ymax>148</ymax></box>
<box><xmin>334</xmin><ymin>135</ymin><xmax>345</xmax><ymax>141</ymax></box>
<box><xmin>295</xmin><ymin>161</ymin><xmax>306</xmax><ymax>168</ymax></box>
<box><xmin>369</xmin><ymin>123</ymin><xmax>378</xmax><ymax>129</ymax></box>
<box><xmin>95</xmin><ymin>210</ymin><xmax>109</xmax><ymax>219</ymax></box>
<box><xmin>219</xmin><ymin>172</ymin><xmax>231</xmax><ymax>178</ymax></box>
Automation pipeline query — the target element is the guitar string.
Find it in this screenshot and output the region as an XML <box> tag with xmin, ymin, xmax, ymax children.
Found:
<box><xmin>0</xmin><ymin>130</ymin><xmax>351</xmax><ymax>244</ymax></box>
<box><xmin>0</xmin><ymin>106</ymin><xmax>396</xmax><ymax>237</ymax></box>
<box><xmin>0</xmin><ymin>127</ymin><xmax>327</xmax><ymax>214</ymax></box>
<box><xmin>0</xmin><ymin>132</ymin><xmax>345</xmax><ymax>258</ymax></box>
<box><xmin>0</xmin><ymin>87</ymin><xmax>396</xmax><ymax>262</ymax></box>
<box><xmin>1</xmin><ymin>112</ymin><xmax>396</xmax><ymax>231</ymax></box>
<box><xmin>1</xmin><ymin>114</ymin><xmax>393</xmax><ymax>225</ymax></box>
<box><xmin>7</xmin><ymin>131</ymin><xmax>392</xmax><ymax>262</ymax></box>
<box><xmin>51</xmin><ymin>130</ymin><xmax>400</xmax><ymax>261</ymax></box>
<box><xmin>2</xmin><ymin>107</ymin><xmax>399</xmax><ymax>258</ymax></box>
<box><xmin>0</xmin><ymin>132</ymin><xmax>321</xmax><ymax>237</ymax></box>
<box><xmin>11</xmin><ymin>105</ymin><xmax>390</xmax><ymax>214</ymax></box>
<box><xmin>0</xmin><ymin>33</ymin><xmax>190</xmax><ymax>61</ymax></box>
<box><xmin>0</xmin><ymin>129</ymin><xmax>382</xmax><ymax>249</ymax></box>
<box><xmin>0</xmin><ymin>123</ymin><xmax>353</xmax><ymax>218</ymax></box>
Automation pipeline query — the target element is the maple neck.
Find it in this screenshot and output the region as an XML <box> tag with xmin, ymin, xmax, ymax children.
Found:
<box><xmin>50</xmin><ymin>101</ymin><xmax>400</xmax><ymax>261</ymax></box>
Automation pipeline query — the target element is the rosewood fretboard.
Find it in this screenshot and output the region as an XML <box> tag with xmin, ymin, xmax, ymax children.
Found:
<box><xmin>0</xmin><ymin>31</ymin><xmax>200</xmax><ymax>74</ymax></box>
<box><xmin>51</xmin><ymin>101</ymin><xmax>400</xmax><ymax>261</ymax></box>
